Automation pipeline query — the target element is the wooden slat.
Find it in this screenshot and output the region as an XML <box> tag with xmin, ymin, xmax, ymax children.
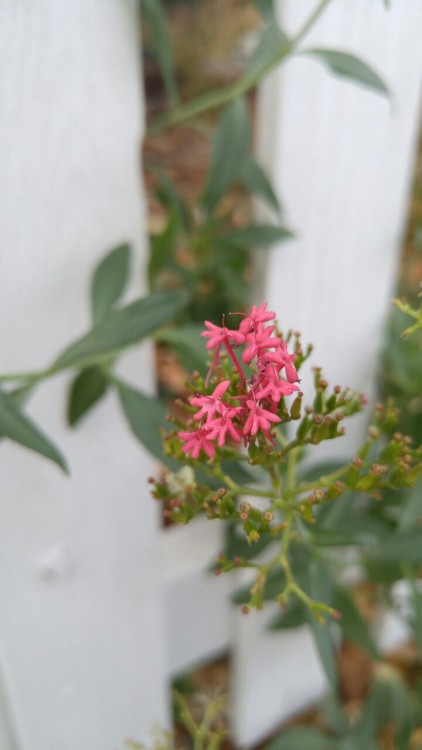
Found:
<box><xmin>160</xmin><ymin>519</ymin><xmax>232</xmax><ymax>676</ymax></box>
<box><xmin>0</xmin><ymin>2</ymin><xmax>169</xmax><ymax>748</ymax></box>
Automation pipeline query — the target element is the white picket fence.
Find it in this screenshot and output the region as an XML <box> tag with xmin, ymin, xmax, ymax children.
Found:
<box><xmin>0</xmin><ymin>1</ymin><xmax>421</xmax><ymax>749</ymax></box>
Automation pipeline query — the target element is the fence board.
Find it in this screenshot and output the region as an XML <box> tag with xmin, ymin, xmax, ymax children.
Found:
<box><xmin>160</xmin><ymin>520</ymin><xmax>232</xmax><ymax>676</ymax></box>
<box><xmin>0</xmin><ymin>2</ymin><xmax>168</xmax><ymax>748</ymax></box>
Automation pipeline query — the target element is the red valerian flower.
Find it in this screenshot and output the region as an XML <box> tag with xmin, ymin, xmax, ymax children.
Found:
<box><xmin>272</xmin><ymin>340</ymin><xmax>300</xmax><ymax>383</ymax></box>
<box><xmin>178</xmin><ymin>303</ymin><xmax>300</xmax><ymax>457</ymax></box>
<box><xmin>178</xmin><ymin>427</ymin><xmax>216</xmax><ymax>459</ymax></box>
<box><xmin>239</xmin><ymin>303</ymin><xmax>276</xmax><ymax>334</ymax></box>
<box><xmin>190</xmin><ymin>380</ymin><xmax>231</xmax><ymax>421</ymax></box>
<box><xmin>242</xmin><ymin>399</ymin><xmax>281</xmax><ymax>436</ymax></box>
<box><xmin>242</xmin><ymin>323</ymin><xmax>280</xmax><ymax>364</ymax></box>
<box><xmin>206</xmin><ymin>411</ymin><xmax>243</xmax><ymax>446</ymax></box>
<box><xmin>201</xmin><ymin>320</ymin><xmax>246</xmax><ymax>385</ymax></box>
<box><xmin>201</xmin><ymin>321</ymin><xmax>245</xmax><ymax>350</ymax></box>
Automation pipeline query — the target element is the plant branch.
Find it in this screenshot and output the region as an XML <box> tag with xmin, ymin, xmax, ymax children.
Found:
<box><xmin>146</xmin><ymin>0</ymin><xmax>333</xmax><ymax>135</ymax></box>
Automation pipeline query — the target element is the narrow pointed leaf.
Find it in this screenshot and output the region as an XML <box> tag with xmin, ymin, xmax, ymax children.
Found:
<box><xmin>154</xmin><ymin>324</ymin><xmax>207</xmax><ymax>375</ymax></box>
<box><xmin>53</xmin><ymin>289</ymin><xmax>189</xmax><ymax>372</ymax></box>
<box><xmin>142</xmin><ymin>0</ymin><xmax>178</xmax><ymax>105</ymax></box>
<box><xmin>264</xmin><ymin>726</ymin><xmax>336</xmax><ymax>750</ymax></box>
<box><xmin>251</xmin><ymin>0</ymin><xmax>277</xmax><ymax>22</ymax></box>
<box><xmin>307</xmin><ymin>560</ymin><xmax>337</xmax><ymax>692</ymax></box>
<box><xmin>300</xmin><ymin>49</ymin><xmax>389</xmax><ymax>96</ymax></box>
<box><xmin>148</xmin><ymin>218</ymin><xmax>179</xmax><ymax>289</ymax></box>
<box><xmin>67</xmin><ymin>367</ymin><xmax>109</xmax><ymax>426</ymax></box>
<box><xmin>220</xmin><ymin>224</ymin><xmax>293</xmax><ymax>248</ymax></box>
<box><xmin>91</xmin><ymin>244</ymin><xmax>131</xmax><ymax>324</ymax></box>
<box><xmin>365</xmin><ymin>531</ymin><xmax>422</xmax><ymax>565</ymax></box>
<box><xmin>116</xmin><ymin>380</ymin><xmax>169</xmax><ymax>463</ymax></box>
<box><xmin>0</xmin><ymin>389</ymin><xmax>68</xmax><ymax>472</ymax></box>
<box><xmin>333</xmin><ymin>586</ymin><xmax>379</xmax><ymax>659</ymax></box>
<box><xmin>238</xmin><ymin>157</ymin><xmax>281</xmax><ymax>213</ymax></box>
<box><xmin>398</xmin><ymin>476</ymin><xmax>422</xmax><ymax>531</ymax></box>
<box><xmin>201</xmin><ymin>98</ymin><xmax>250</xmax><ymax>211</ymax></box>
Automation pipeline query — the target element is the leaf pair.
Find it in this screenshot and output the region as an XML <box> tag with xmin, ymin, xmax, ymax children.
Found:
<box><xmin>1</xmin><ymin>244</ymin><xmax>189</xmax><ymax>472</ymax></box>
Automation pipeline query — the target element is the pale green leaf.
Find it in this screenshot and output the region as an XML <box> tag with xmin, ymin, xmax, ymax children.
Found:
<box><xmin>333</xmin><ymin>586</ymin><xmax>379</xmax><ymax>659</ymax></box>
<box><xmin>300</xmin><ymin>49</ymin><xmax>389</xmax><ymax>96</ymax></box>
<box><xmin>53</xmin><ymin>289</ymin><xmax>189</xmax><ymax>372</ymax></box>
<box><xmin>220</xmin><ymin>224</ymin><xmax>293</xmax><ymax>248</ymax></box>
<box><xmin>154</xmin><ymin>324</ymin><xmax>207</xmax><ymax>375</ymax></box>
<box><xmin>251</xmin><ymin>0</ymin><xmax>277</xmax><ymax>22</ymax></box>
<box><xmin>116</xmin><ymin>380</ymin><xmax>169</xmax><ymax>463</ymax></box>
<box><xmin>398</xmin><ymin>476</ymin><xmax>422</xmax><ymax>531</ymax></box>
<box><xmin>91</xmin><ymin>244</ymin><xmax>131</xmax><ymax>324</ymax></box>
<box><xmin>142</xmin><ymin>0</ymin><xmax>178</xmax><ymax>104</ymax></box>
<box><xmin>264</xmin><ymin>726</ymin><xmax>336</xmax><ymax>750</ymax></box>
<box><xmin>307</xmin><ymin>560</ymin><xmax>337</xmax><ymax>692</ymax></box>
<box><xmin>238</xmin><ymin>157</ymin><xmax>281</xmax><ymax>213</ymax></box>
<box><xmin>0</xmin><ymin>389</ymin><xmax>68</xmax><ymax>472</ymax></box>
<box><xmin>201</xmin><ymin>98</ymin><xmax>250</xmax><ymax>211</ymax></box>
<box><xmin>67</xmin><ymin>367</ymin><xmax>109</xmax><ymax>426</ymax></box>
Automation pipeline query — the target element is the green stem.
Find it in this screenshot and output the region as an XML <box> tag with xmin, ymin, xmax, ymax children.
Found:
<box><xmin>292</xmin><ymin>0</ymin><xmax>333</xmax><ymax>47</ymax></box>
<box><xmin>147</xmin><ymin>0</ymin><xmax>333</xmax><ymax>135</ymax></box>
<box><xmin>289</xmin><ymin>465</ymin><xmax>349</xmax><ymax>497</ymax></box>
<box><xmin>0</xmin><ymin>366</ymin><xmax>54</xmax><ymax>384</ymax></box>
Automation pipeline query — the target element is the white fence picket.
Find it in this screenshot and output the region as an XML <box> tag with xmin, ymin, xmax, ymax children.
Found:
<box><xmin>231</xmin><ymin>1</ymin><xmax>422</xmax><ymax>745</ymax></box>
<box><xmin>160</xmin><ymin>520</ymin><xmax>232</xmax><ymax>676</ymax></box>
<box><xmin>1</xmin><ymin>0</ymin><xmax>422</xmax><ymax>748</ymax></box>
<box><xmin>0</xmin><ymin>2</ymin><xmax>169</xmax><ymax>748</ymax></box>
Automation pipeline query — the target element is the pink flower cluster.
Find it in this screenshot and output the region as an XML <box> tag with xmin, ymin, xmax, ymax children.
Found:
<box><xmin>178</xmin><ymin>304</ymin><xmax>300</xmax><ymax>459</ymax></box>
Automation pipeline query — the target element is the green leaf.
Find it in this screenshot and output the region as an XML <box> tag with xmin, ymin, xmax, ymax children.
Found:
<box><xmin>201</xmin><ymin>98</ymin><xmax>250</xmax><ymax>211</ymax></box>
<box><xmin>142</xmin><ymin>0</ymin><xmax>178</xmax><ymax>105</ymax></box>
<box><xmin>333</xmin><ymin>586</ymin><xmax>379</xmax><ymax>659</ymax></box>
<box><xmin>53</xmin><ymin>289</ymin><xmax>189</xmax><ymax>372</ymax></box>
<box><xmin>269</xmin><ymin>597</ymin><xmax>308</xmax><ymax>630</ymax></box>
<box><xmin>356</xmin><ymin>667</ymin><xmax>409</xmax><ymax>741</ymax></box>
<box><xmin>238</xmin><ymin>157</ymin><xmax>281</xmax><ymax>214</ymax></box>
<box><xmin>220</xmin><ymin>224</ymin><xmax>293</xmax><ymax>249</ymax></box>
<box><xmin>410</xmin><ymin>584</ymin><xmax>422</xmax><ymax>657</ymax></box>
<box><xmin>154</xmin><ymin>168</ymin><xmax>191</xmax><ymax>231</ymax></box>
<box><xmin>251</xmin><ymin>0</ymin><xmax>277</xmax><ymax>22</ymax></box>
<box><xmin>67</xmin><ymin>367</ymin><xmax>109</xmax><ymax>426</ymax></box>
<box><xmin>307</xmin><ymin>560</ymin><xmax>337</xmax><ymax>692</ymax></box>
<box><xmin>300</xmin><ymin>49</ymin><xmax>389</xmax><ymax>96</ymax></box>
<box><xmin>216</xmin><ymin>265</ymin><xmax>250</xmax><ymax>311</ymax></box>
<box><xmin>116</xmin><ymin>380</ymin><xmax>169</xmax><ymax>463</ymax></box>
<box><xmin>0</xmin><ymin>389</ymin><xmax>68</xmax><ymax>472</ymax></box>
<box><xmin>398</xmin><ymin>476</ymin><xmax>422</xmax><ymax>531</ymax></box>
<box><xmin>320</xmin><ymin>695</ymin><xmax>349</xmax><ymax>735</ymax></box>
<box><xmin>91</xmin><ymin>244</ymin><xmax>131</xmax><ymax>325</ymax></box>
<box><xmin>264</xmin><ymin>726</ymin><xmax>336</xmax><ymax>750</ymax></box>
<box><xmin>154</xmin><ymin>324</ymin><xmax>207</xmax><ymax>375</ymax></box>
<box><xmin>148</xmin><ymin>218</ymin><xmax>179</xmax><ymax>290</ymax></box>
<box><xmin>364</xmin><ymin>531</ymin><xmax>422</xmax><ymax>566</ymax></box>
